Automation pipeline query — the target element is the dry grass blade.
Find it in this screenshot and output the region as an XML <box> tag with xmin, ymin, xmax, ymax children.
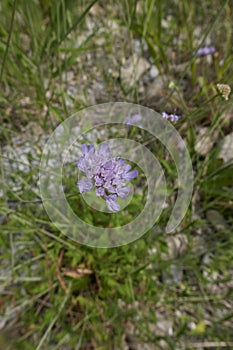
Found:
<box><xmin>62</xmin><ymin>267</ymin><xmax>93</xmax><ymax>278</ymax></box>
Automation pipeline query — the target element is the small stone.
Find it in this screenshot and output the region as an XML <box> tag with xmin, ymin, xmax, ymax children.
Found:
<box><xmin>171</xmin><ymin>264</ymin><xmax>183</xmax><ymax>284</ymax></box>
<box><xmin>121</xmin><ymin>56</ymin><xmax>150</xmax><ymax>87</ymax></box>
<box><xmin>218</xmin><ymin>132</ymin><xmax>233</xmax><ymax>163</ymax></box>
<box><xmin>142</xmin><ymin>74</ymin><xmax>181</xmax><ymax>110</ymax></box>
<box><xmin>164</xmin><ymin>233</ymin><xmax>189</xmax><ymax>259</ymax></box>
<box><xmin>202</xmin><ymin>252</ymin><xmax>213</xmax><ymax>265</ymax></box>
<box><xmin>132</xmin><ymin>39</ymin><xmax>141</xmax><ymax>55</ymax></box>
<box><xmin>149</xmin><ymin>65</ymin><xmax>159</xmax><ymax>79</ymax></box>
<box><xmin>194</xmin><ymin>127</ymin><xmax>217</xmax><ymax>156</ymax></box>
<box><xmin>206</xmin><ymin>210</ymin><xmax>229</xmax><ymax>232</ymax></box>
<box><xmin>188</xmin><ymin>321</ymin><xmax>196</xmax><ymax>330</ymax></box>
<box><xmin>148</xmin><ymin>313</ymin><xmax>173</xmax><ymax>336</ymax></box>
<box><xmin>145</xmin><ymin>75</ymin><xmax>172</xmax><ymax>99</ymax></box>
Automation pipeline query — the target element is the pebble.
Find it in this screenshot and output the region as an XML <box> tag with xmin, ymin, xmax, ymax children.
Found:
<box><xmin>149</xmin><ymin>65</ymin><xmax>159</xmax><ymax>79</ymax></box>
<box><xmin>218</xmin><ymin>132</ymin><xmax>233</xmax><ymax>163</ymax></box>
<box><xmin>194</xmin><ymin>127</ymin><xmax>216</xmax><ymax>156</ymax></box>
<box><xmin>121</xmin><ymin>56</ymin><xmax>150</xmax><ymax>87</ymax></box>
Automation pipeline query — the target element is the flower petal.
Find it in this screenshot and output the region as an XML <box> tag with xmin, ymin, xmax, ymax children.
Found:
<box><xmin>105</xmin><ymin>198</ymin><xmax>121</xmax><ymax>212</ymax></box>
<box><xmin>125</xmin><ymin>113</ymin><xmax>142</xmax><ymax>128</ymax></box>
<box><xmin>98</xmin><ymin>142</ymin><xmax>111</xmax><ymax>159</ymax></box>
<box><xmin>117</xmin><ymin>186</ymin><xmax>130</xmax><ymax>198</ymax></box>
<box><xmin>122</xmin><ymin>169</ymin><xmax>138</xmax><ymax>180</ymax></box>
<box><xmin>96</xmin><ymin>187</ymin><xmax>105</xmax><ymax>197</ymax></box>
<box><xmin>77</xmin><ymin>178</ymin><xmax>93</xmax><ymax>193</ymax></box>
<box><xmin>103</xmin><ymin>182</ymin><xmax>116</xmax><ymax>193</ymax></box>
<box><xmin>94</xmin><ymin>175</ymin><xmax>104</xmax><ymax>187</ymax></box>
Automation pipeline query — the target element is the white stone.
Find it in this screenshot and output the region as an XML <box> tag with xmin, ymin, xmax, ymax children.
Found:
<box><xmin>218</xmin><ymin>132</ymin><xmax>233</xmax><ymax>162</ymax></box>
<box><xmin>149</xmin><ymin>65</ymin><xmax>159</xmax><ymax>79</ymax></box>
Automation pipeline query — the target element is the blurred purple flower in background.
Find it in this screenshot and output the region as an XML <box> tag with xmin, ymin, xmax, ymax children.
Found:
<box><xmin>125</xmin><ymin>113</ymin><xmax>142</xmax><ymax>128</ymax></box>
<box><xmin>195</xmin><ymin>46</ymin><xmax>215</xmax><ymax>56</ymax></box>
<box><xmin>77</xmin><ymin>142</ymin><xmax>138</xmax><ymax>212</ymax></box>
<box><xmin>162</xmin><ymin>111</ymin><xmax>181</xmax><ymax>122</ymax></box>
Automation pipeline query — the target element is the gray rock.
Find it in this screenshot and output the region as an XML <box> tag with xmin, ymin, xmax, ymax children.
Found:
<box><xmin>218</xmin><ymin>132</ymin><xmax>233</xmax><ymax>163</ymax></box>
<box><xmin>121</xmin><ymin>56</ymin><xmax>150</xmax><ymax>87</ymax></box>
<box><xmin>194</xmin><ymin>127</ymin><xmax>218</xmax><ymax>156</ymax></box>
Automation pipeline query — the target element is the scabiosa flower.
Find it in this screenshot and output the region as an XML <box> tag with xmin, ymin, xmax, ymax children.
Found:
<box><xmin>77</xmin><ymin>142</ymin><xmax>138</xmax><ymax>212</ymax></box>
<box><xmin>162</xmin><ymin>111</ymin><xmax>181</xmax><ymax>123</ymax></box>
<box><xmin>125</xmin><ymin>113</ymin><xmax>142</xmax><ymax>128</ymax></box>
<box><xmin>195</xmin><ymin>46</ymin><xmax>215</xmax><ymax>56</ymax></box>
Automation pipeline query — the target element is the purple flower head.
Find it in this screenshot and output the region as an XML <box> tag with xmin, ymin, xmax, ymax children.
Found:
<box><xmin>162</xmin><ymin>111</ymin><xmax>181</xmax><ymax>123</ymax></box>
<box><xmin>125</xmin><ymin>113</ymin><xmax>142</xmax><ymax>128</ymax></box>
<box><xmin>195</xmin><ymin>46</ymin><xmax>215</xmax><ymax>56</ymax></box>
<box><xmin>77</xmin><ymin>142</ymin><xmax>138</xmax><ymax>212</ymax></box>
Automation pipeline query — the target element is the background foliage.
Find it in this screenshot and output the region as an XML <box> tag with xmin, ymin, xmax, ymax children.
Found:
<box><xmin>0</xmin><ymin>0</ymin><xmax>233</xmax><ymax>349</ymax></box>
